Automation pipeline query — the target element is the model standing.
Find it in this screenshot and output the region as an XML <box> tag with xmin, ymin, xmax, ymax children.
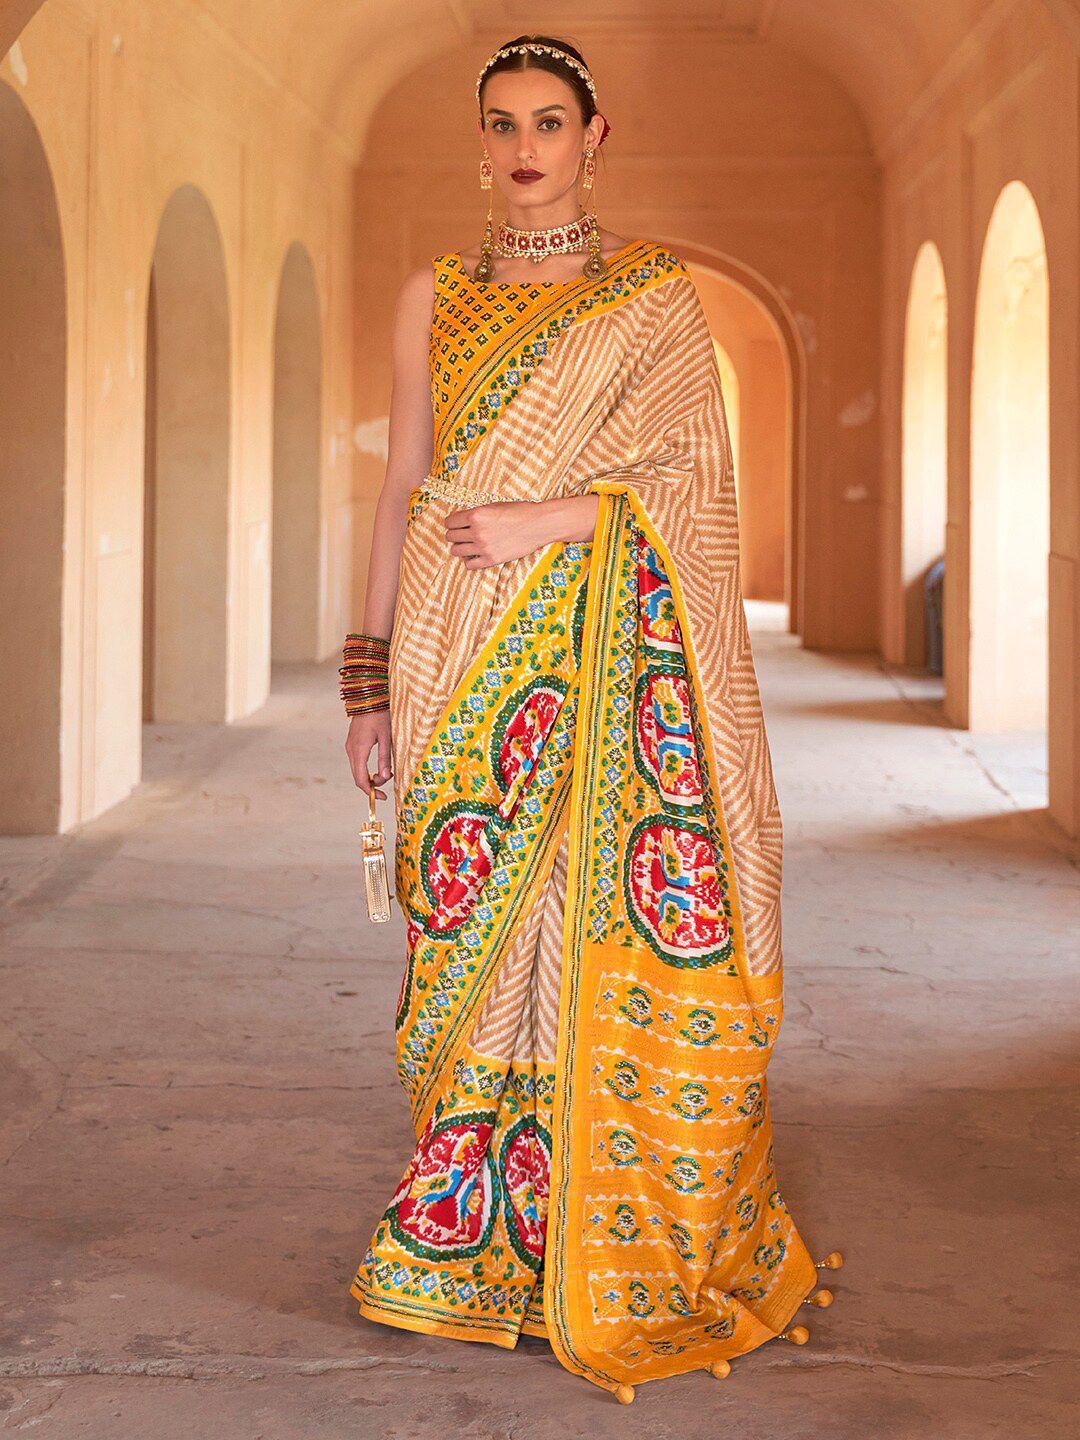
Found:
<box><xmin>340</xmin><ymin>32</ymin><xmax>840</xmax><ymax>1403</ymax></box>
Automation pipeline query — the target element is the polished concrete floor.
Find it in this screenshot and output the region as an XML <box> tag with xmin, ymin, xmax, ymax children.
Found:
<box><xmin>1</xmin><ymin>607</ymin><xmax>1076</xmax><ymax>1438</ymax></box>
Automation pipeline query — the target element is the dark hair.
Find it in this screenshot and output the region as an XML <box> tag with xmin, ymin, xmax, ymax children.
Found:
<box><xmin>477</xmin><ymin>34</ymin><xmax>598</xmax><ymax>127</ymax></box>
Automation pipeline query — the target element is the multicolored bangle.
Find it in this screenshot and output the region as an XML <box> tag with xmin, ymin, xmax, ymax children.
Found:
<box><xmin>339</xmin><ymin>632</ymin><xmax>391</xmax><ymax>715</ymax></box>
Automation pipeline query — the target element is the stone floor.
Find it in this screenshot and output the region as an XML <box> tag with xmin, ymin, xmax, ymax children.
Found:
<box><xmin>1</xmin><ymin>607</ymin><xmax>1076</xmax><ymax>1438</ymax></box>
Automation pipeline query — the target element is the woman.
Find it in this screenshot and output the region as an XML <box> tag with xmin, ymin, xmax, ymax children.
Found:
<box><xmin>340</xmin><ymin>33</ymin><xmax>840</xmax><ymax>1403</ymax></box>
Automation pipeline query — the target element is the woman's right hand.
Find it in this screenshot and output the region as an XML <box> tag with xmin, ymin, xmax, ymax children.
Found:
<box><xmin>345</xmin><ymin>709</ymin><xmax>394</xmax><ymax>799</ymax></box>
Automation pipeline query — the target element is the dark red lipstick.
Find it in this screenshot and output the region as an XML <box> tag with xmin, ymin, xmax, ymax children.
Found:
<box><xmin>511</xmin><ymin>168</ymin><xmax>544</xmax><ymax>183</ymax></box>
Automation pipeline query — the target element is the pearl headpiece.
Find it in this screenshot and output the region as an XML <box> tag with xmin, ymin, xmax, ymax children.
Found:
<box><xmin>475</xmin><ymin>42</ymin><xmax>598</xmax><ymax>106</ymax></box>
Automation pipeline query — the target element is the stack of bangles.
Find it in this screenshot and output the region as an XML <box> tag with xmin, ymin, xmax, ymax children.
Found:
<box><xmin>339</xmin><ymin>632</ymin><xmax>391</xmax><ymax>716</ymax></box>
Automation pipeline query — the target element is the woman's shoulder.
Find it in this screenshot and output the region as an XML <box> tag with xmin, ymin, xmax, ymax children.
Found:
<box><xmin>389</xmin><ymin>262</ymin><xmax>438</xmax><ymax>345</ymax></box>
<box><xmin>447</xmin><ymin>244</ymin><xmax>476</xmax><ymax>269</ymax></box>
<box><xmin>583</xmin><ymin>234</ymin><xmax>694</xmax><ymax>289</ymax></box>
<box><xmin>401</xmin><ymin>257</ymin><xmax>439</xmax><ymax>293</ymax></box>
<box><xmin>392</xmin><ymin>259</ymin><xmax>439</xmax><ymax>319</ymax></box>
<box><xmin>628</xmin><ymin>238</ymin><xmax>692</xmax><ymax>278</ymax></box>
<box><xmin>580</xmin><ymin>232</ymin><xmax>691</xmax><ymax>277</ymax></box>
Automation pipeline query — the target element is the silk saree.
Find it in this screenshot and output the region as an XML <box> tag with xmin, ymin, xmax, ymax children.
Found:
<box><xmin>348</xmin><ymin>241</ymin><xmax>824</xmax><ymax>1399</ymax></box>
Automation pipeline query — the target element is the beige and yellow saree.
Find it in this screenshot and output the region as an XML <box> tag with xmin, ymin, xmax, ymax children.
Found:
<box><xmin>349</xmin><ymin>240</ymin><xmax>825</xmax><ymax>1399</ymax></box>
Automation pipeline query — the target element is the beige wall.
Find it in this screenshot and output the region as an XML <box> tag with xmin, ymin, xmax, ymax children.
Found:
<box><xmin>1</xmin><ymin>0</ymin><xmax>355</xmax><ymax>830</ymax></box>
<box><xmin>878</xmin><ymin>0</ymin><xmax>1080</xmax><ymax>833</ymax></box>
<box><xmin>695</xmin><ymin>270</ymin><xmax>791</xmax><ymax>603</ymax></box>
<box><xmin>352</xmin><ymin>28</ymin><xmax>880</xmax><ymax>654</ymax></box>
<box><xmin>4</xmin><ymin>0</ymin><xmax>1079</xmax><ymax>839</ymax></box>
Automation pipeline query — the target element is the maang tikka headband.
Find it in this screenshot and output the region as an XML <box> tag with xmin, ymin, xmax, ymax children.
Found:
<box><xmin>475</xmin><ymin>41</ymin><xmax>612</xmax><ymax>142</ymax></box>
<box><xmin>475</xmin><ymin>41</ymin><xmax>598</xmax><ymax>104</ymax></box>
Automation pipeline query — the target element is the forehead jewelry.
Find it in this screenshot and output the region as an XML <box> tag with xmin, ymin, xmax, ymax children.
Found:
<box><xmin>475</xmin><ymin>42</ymin><xmax>598</xmax><ymax>104</ymax></box>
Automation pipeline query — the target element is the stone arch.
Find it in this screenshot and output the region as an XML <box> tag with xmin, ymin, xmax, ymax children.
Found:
<box><xmin>712</xmin><ymin>340</ymin><xmax>741</xmax><ymax>494</ymax></box>
<box><xmin>272</xmin><ymin>240</ymin><xmax>323</xmax><ymax>662</ymax></box>
<box><xmin>969</xmin><ymin>182</ymin><xmax>1049</xmax><ymax>733</ymax></box>
<box><xmin>681</xmin><ymin>251</ymin><xmax>797</xmax><ymax>610</ymax></box>
<box><xmin>143</xmin><ymin>184</ymin><xmax>231</xmax><ymax>722</ymax></box>
<box><xmin>0</xmin><ymin>83</ymin><xmax>67</xmax><ymax>833</ymax></box>
<box><xmin>901</xmin><ymin>241</ymin><xmax>949</xmax><ymax>668</ymax></box>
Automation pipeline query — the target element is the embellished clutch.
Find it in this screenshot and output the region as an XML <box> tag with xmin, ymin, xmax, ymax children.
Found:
<box><xmin>359</xmin><ymin>783</ymin><xmax>392</xmax><ymax>923</ymax></box>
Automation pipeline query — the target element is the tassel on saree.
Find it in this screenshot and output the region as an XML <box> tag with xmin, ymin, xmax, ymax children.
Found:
<box><xmin>804</xmin><ymin>1250</ymin><xmax>844</xmax><ymax>1313</ymax></box>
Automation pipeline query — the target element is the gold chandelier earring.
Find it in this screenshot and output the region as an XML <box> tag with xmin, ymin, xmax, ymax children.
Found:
<box><xmin>474</xmin><ymin>152</ymin><xmax>497</xmax><ymax>281</ymax></box>
<box><xmin>580</xmin><ymin>146</ymin><xmax>606</xmax><ymax>278</ymax></box>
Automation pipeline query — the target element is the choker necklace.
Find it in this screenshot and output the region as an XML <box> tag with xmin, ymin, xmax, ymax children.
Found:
<box><xmin>495</xmin><ymin>215</ymin><xmax>591</xmax><ymax>262</ymax></box>
<box><xmin>474</xmin><ymin>211</ymin><xmax>608</xmax><ymax>282</ymax></box>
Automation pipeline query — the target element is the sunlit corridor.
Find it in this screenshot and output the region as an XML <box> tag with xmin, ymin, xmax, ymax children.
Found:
<box><xmin>2</xmin><ymin>0</ymin><xmax>1080</xmax><ymax>1431</ymax></box>
<box><xmin>0</xmin><ymin>623</ymin><xmax>1074</xmax><ymax>1434</ymax></box>
<box><xmin>3</xmin><ymin>0</ymin><xmax>1079</xmax><ymax>838</ymax></box>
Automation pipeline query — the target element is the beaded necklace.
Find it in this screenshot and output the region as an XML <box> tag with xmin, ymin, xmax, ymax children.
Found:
<box><xmin>494</xmin><ymin>214</ymin><xmax>591</xmax><ymax>263</ymax></box>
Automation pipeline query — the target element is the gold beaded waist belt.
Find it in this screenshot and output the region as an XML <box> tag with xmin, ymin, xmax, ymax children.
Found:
<box><xmin>416</xmin><ymin>473</ymin><xmax>508</xmax><ymax>507</ymax></box>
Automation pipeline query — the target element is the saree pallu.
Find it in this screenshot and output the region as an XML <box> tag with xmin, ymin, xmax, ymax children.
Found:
<box><xmin>349</xmin><ymin>242</ymin><xmax>821</xmax><ymax>1398</ymax></box>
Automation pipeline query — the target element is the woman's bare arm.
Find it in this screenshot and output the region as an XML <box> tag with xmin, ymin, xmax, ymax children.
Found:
<box><xmin>344</xmin><ymin>263</ymin><xmax>436</xmax><ymax>797</ymax></box>
<box><xmin>357</xmin><ymin>263</ymin><xmax>436</xmax><ymax>639</ymax></box>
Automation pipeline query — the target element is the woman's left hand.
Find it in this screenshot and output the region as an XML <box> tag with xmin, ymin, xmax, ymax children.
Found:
<box><xmin>443</xmin><ymin>494</ymin><xmax>599</xmax><ymax>569</ymax></box>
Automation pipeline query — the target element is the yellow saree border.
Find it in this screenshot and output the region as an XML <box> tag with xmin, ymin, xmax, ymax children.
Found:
<box><xmin>586</xmin><ymin>482</ymin><xmax>752</xmax><ymax>983</ymax></box>
<box><xmin>544</xmin><ymin>486</ymin><xmax>817</xmax><ymax>1397</ymax></box>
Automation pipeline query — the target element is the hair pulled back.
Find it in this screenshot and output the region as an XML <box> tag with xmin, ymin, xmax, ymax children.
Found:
<box><xmin>477</xmin><ymin>33</ymin><xmax>599</xmax><ymax>130</ymax></box>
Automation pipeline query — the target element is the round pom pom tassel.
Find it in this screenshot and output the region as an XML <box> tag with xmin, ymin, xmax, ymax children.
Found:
<box><xmin>707</xmin><ymin>1360</ymin><xmax>731</xmax><ymax>1379</ymax></box>
<box><xmin>781</xmin><ymin>1325</ymin><xmax>810</xmax><ymax>1345</ymax></box>
<box><xmin>816</xmin><ymin>1251</ymin><xmax>844</xmax><ymax>1270</ymax></box>
<box><xmin>805</xmin><ymin>1288</ymin><xmax>834</xmax><ymax>1308</ymax></box>
<box><xmin>615</xmin><ymin>1384</ymin><xmax>635</xmax><ymax>1404</ymax></box>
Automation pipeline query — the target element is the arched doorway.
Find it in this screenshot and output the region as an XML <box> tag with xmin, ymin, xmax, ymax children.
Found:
<box><xmin>969</xmin><ymin>182</ymin><xmax>1049</xmax><ymax>734</ymax></box>
<box><xmin>272</xmin><ymin>241</ymin><xmax>323</xmax><ymax>663</ymax></box>
<box><xmin>143</xmin><ymin>185</ymin><xmax>231</xmax><ymax>723</ymax></box>
<box><xmin>901</xmin><ymin>242</ymin><xmax>948</xmax><ymax>670</ymax></box>
<box><xmin>693</xmin><ymin>266</ymin><xmax>793</xmax><ymax>608</ymax></box>
<box><xmin>712</xmin><ymin>340</ymin><xmax>741</xmax><ymax>500</ymax></box>
<box><xmin>0</xmin><ymin>84</ymin><xmax>66</xmax><ymax>833</ymax></box>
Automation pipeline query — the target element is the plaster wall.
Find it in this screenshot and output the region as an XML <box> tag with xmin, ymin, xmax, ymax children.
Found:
<box><xmin>694</xmin><ymin>269</ymin><xmax>791</xmax><ymax>603</ymax></box>
<box><xmin>878</xmin><ymin>0</ymin><xmax>1080</xmax><ymax>833</ymax></box>
<box><xmin>1</xmin><ymin>0</ymin><xmax>356</xmax><ymax>830</ymax></box>
<box><xmin>5</xmin><ymin>0</ymin><xmax>1078</xmax><ymax>838</ymax></box>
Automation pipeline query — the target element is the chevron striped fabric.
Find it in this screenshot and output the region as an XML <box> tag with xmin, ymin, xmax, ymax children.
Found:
<box><xmin>348</xmin><ymin>241</ymin><xmax>822</xmax><ymax>1399</ymax></box>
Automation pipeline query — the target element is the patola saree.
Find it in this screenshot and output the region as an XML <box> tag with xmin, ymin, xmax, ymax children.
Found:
<box><xmin>349</xmin><ymin>241</ymin><xmax>822</xmax><ymax>1399</ymax></box>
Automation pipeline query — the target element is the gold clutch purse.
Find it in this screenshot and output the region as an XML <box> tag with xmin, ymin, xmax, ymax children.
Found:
<box><xmin>359</xmin><ymin>783</ymin><xmax>392</xmax><ymax>923</ymax></box>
